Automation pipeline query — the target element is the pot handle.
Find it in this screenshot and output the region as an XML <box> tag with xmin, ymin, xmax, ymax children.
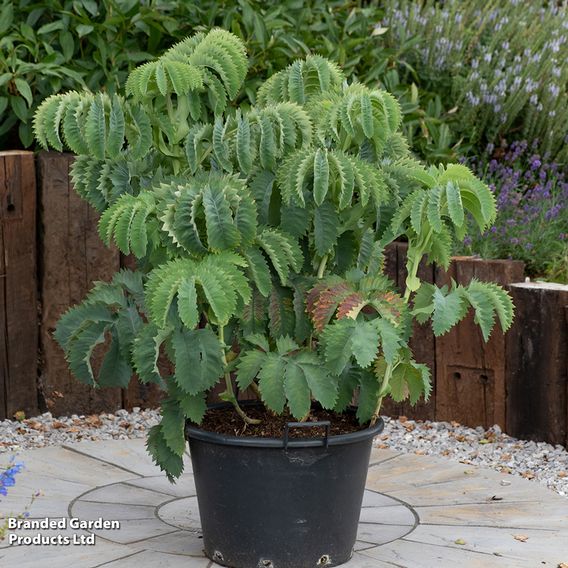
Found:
<box><xmin>283</xmin><ymin>421</ymin><xmax>331</xmax><ymax>450</ymax></box>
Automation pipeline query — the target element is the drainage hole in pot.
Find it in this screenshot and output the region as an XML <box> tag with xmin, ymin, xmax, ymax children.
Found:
<box><xmin>213</xmin><ymin>551</ymin><xmax>224</xmax><ymax>562</ymax></box>
<box><xmin>318</xmin><ymin>555</ymin><xmax>331</xmax><ymax>566</ymax></box>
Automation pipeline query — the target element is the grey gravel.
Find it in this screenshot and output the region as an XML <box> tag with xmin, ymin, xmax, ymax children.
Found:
<box><xmin>0</xmin><ymin>409</ymin><xmax>160</xmax><ymax>453</ymax></box>
<box><xmin>1</xmin><ymin>410</ymin><xmax>567</xmax><ymax>496</ymax></box>
<box><xmin>375</xmin><ymin>416</ymin><xmax>568</xmax><ymax>497</ymax></box>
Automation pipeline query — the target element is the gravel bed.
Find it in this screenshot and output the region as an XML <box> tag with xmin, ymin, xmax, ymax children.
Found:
<box><xmin>1</xmin><ymin>410</ymin><xmax>566</xmax><ymax>496</ymax></box>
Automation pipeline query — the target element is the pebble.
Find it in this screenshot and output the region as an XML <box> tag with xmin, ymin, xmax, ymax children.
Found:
<box><xmin>0</xmin><ymin>410</ymin><xmax>566</xmax><ymax>497</ymax></box>
<box><xmin>0</xmin><ymin>410</ymin><xmax>159</xmax><ymax>454</ymax></box>
<box><xmin>375</xmin><ymin>416</ymin><xmax>568</xmax><ymax>497</ymax></box>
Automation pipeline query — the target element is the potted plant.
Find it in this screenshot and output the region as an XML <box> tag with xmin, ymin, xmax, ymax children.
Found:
<box><xmin>33</xmin><ymin>29</ymin><xmax>513</xmax><ymax>568</ymax></box>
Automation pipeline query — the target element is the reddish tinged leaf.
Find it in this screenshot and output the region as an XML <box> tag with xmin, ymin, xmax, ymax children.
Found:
<box><xmin>312</xmin><ymin>282</ymin><xmax>351</xmax><ymax>332</ymax></box>
<box><xmin>336</xmin><ymin>292</ymin><xmax>365</xmax><ymax>320</ymax></box>
<box><xmin>373</xmin><ymin>291</ymin><xmax>404</xmax><ymax>320</ymax></box>
<box><xmin>306</xmin><ymin>281</ymin><xmax>328</xmax><ymax>318</ymax></box>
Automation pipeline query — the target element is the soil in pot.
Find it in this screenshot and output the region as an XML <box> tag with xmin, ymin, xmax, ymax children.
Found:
<box><xmin>197</xmin><ymin>405</ymin><xmax>365</xmax><ymax>438</ymax></box>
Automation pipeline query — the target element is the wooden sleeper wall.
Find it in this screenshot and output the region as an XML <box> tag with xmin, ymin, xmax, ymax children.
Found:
<box><xmin>0</xmin><ymin>151</ymin><xmax>38</xmax><ymax>420</ymax></box>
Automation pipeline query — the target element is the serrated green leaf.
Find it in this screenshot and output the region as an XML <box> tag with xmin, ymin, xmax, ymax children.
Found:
<box><xmin>98</xmin><ymin>330</ymin><xmax>132</xmax><ymax>388</ymax></box>
<box><xmin>268</xmin><ymin>283</ymin><xmax>295</xmax><ymax>339</ymax></box>
<box><xmin>334</xmin><ymin>366</ymin><xmax>359</xmax><ymax>412</ymax></box>
<box><xmin>321</xmin><ymin>318</ymin><xmax>356</xmax><ymax>375</ymax></box>
<box><xmin>351</xmin><ymin>320</ymin><xmax>380</xmax><ymax>368</ymax></box>
<box><xmin>313</xmin><ymin>148</ymin><xmax>329</xmax><ymax>206</ymax></box>
<box><xmin>487</xmin><ymin>283</ymin><xmax>514</xmax><ymax>332</ymax></box>
<box><xmin>197</xmin><ymin>267</ymin><xmax>236</xmax><ymax>324</ymax></box>
<box><xmin>132</xmin><ymin>323</ymin><xmax>170</xmax><ymax>384</ymax></box>
<box><xmin>107</xmin><ymin>95</ymin><xmax>125</xmax><ymax>157</ymax></box>
<box><xmin>411</xmin><ymin>361</ymin><xmax>432</xmax><ymax>402</ymax></box>
<box><xmin>177</xmin><ymin>277</ymin><xmax>199</xmax><ymax>330</ymax></box>
<box><xmin>258</xmin><ymin>354</ymin><xmax>286</xmax><ymax>413</ymax></box>
<box><xmin>375</xmin><ymin>318</ymin><xmax>401</xmax><ymax>364</ymax></box>
<box><xmin>244</xmin><ymin>247</ymin><xmax>271</xmax><ymax>297</ymax></box>
<box><xmin>115</xmin><ymin>305</ymin><xmax>143</xmax><ymax>361</ymax></box>
<box><xmin>296</xmin><ymin>352</ymin><xmax>337</xmax><ymax>409</ymax></box>
<box><xmin>236</xmin><ymin>350</ymin><xmax>266</xmax><ymax>389</ymax></box>
<box><xmin>202</xmin><ymin>183</ymin><xmax>240</xmax><ymax>251</ymax></box>
<box><xmin>428</xmin><ymin>224</ymin><xmax>453</xmax><ymax>269</ymax></box>
<box><xmin>67</xmin><ymin>320</ymin><xmax>110</xmax><ymax>385</ymax></box>
<box><xmin>356</xmin><ymin>370</ymin><xmax>380</xmax><ymax>423</ymax></box>
<box><xmin>284</xmin><ymin>360</ymin><xmax>311</xmax><ymax>419</ymax></box>
<box><xmin>54</xmin><ymin>303</ymin><xmax>114</xmax><ymax>350</ymax></box>
<box><xmin>276</xmin><ymin>335</ymin><xmax>299</xmax><ymax>354</ymax></box>
<box><xmin>464</xmin><ymin>281</ymin><xmax>497</xmax><ymax>342</ymax></box>
<box><xmin>314</xmin><ymin>201</ymin><xmax>339</xmax><ymax>256</ymax></box>
<box><xmin>432</xmin><ymin>285</ymin><xmax>467</xmax><ymax>337</ymax></box>
<box><xmin>426</xmin><ymin>185</ymin><xmax>444</xmax><ymax>233</ymax></box>
<box><xmin>411</xmin><ymin>283</ymin><xmax>435</xmax><ymax>324</ymax></box>
<box><xmin>244</xmin><ymin>334</ymin><xmax>270</xmax><ymax>351</ymax></box>
<box><xmin>146</xmin><ymin>425</ymin><xmax>184</xmax><ymax>482</ymax></box>
<box><xmin>178</xmin><ymin>391</ymin><xmax>207</xmax><ymax>424</ymax></box>
<box><xmin>172</xmin><ymin>327</ymin><xmax>224</xmax><ymax>395</ymax></box>
<box><xmin>280</xmin><ymin>205</ymin><xmax>311</xmax><ymax>238</ymax></box>
<box><xmin>390</xmin><ymin>360</ymin><xmax>430</xmax><ymax>405</ymax></box>
<box><xmin>445</xmin><ymin>181</ymin><xmax>464</xmax><ymax>227</ymax></box>
<box><xmin>85</xmin><ymin>95</ymin><xmax>106</xmax><ymax>160</ymax></box>
<box><xmin>161</xmin><ymin>399</ymin><xmax>186</xmax><ymax>456</ymax></box>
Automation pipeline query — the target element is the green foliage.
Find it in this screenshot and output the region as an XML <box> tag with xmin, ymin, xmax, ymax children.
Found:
<box><xmin>54</xmin><ymin>270</ymin><xmax>144</xmax><ymax>388</ymax></box>
<box><xmin>3</xmin><ymin>0</ymin><xmax>457</xmax><ymax>164</ymax></box>
<box><xmin>38</xmin><ymin>29</ymin><xmax>514</xmax><ymax>480</ymax></box>
<box><xmin>237</xmin><ymin>337</ymin><xmax>338</xmax><ymax>418</ymax></box>
<box><xmin>411</xmin><ymin>279</ymin><xmax>514</xmax><ymax>341</ymax></box>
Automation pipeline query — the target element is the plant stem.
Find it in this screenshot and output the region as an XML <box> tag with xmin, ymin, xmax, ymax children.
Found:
<box><xmin>218</xmin><ymin>326</ymin><xmax>261</xmax><ymax>425</ymax></box>
<box><xmin>249</xmin><ymin>381</ymin><xmax>262</xmax><ymax>400</ymax></box>
<box><xmin>370</xmin><ymin>361</ymin><xmax>394</xmax><ymax>426</ymax></box>
<box><xmin>403</xmin><ymin>253</ymin><xmax>421</xmax><ymax>303</ymax></box>
<box><xmin>317</xmin><ymin>255</ymin><xmax>328</xmax><ymax>279</ymax></box>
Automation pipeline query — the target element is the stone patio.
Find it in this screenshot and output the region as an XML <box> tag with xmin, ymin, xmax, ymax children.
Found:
<box><xmin>1</xmin><ymin>439</ymin><xmax>567</xmax><ymax>567</ymax></box>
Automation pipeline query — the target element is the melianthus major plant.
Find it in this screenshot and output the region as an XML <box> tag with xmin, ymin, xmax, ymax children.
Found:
<box><xmin>33</xmin><ymin>29</ymin><xmax>513</xmax><ymax>481</ymax></box>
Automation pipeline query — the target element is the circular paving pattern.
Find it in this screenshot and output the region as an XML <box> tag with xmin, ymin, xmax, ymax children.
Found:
<box><xmin>70</xmin><ymin>476</ymin><xmax>418</xmax><ymax>559</ymax></box>
<box><xmin>4</xmin><ymin>440</ymin><xmax>568</xmax><ymax>567</ymax></box>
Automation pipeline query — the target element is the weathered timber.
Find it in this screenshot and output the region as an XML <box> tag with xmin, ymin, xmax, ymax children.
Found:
<box><xmin>0</xmin><ymin>151</ymin><xmax>38</xmax><ymax>419</ymax></box>
<box><xmin>434</xmin><ymin>257</ymin><xmax>524</xmax><ymax>429</ymax></box>
<box><xmin>506</xmin><ymin>282</ymin><xmax>568</xmax><ymax>446</ymax></box>
<box><xmin>38</xmin><ymin>152</ymin><xmax>122</xmax><ymax>416</ymax></box>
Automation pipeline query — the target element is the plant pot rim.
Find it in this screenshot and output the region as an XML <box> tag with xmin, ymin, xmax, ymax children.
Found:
<box><xmin>185</xmin><ymin>401</ymin><xmax>384</xmax><ymax>448</ymax></box>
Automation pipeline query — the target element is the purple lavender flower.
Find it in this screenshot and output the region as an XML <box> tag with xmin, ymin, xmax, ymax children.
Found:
<box><xmin>460</xmin><ymin>140</ymin><xmax>567</xmax><ymax>282</ymax></box>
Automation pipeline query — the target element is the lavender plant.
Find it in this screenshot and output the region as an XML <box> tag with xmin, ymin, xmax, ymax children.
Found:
<box><xmin>457</xmin><ymin>140</ymin><xmax>568</xmax><ymax>283</ymax></box>
<box><xmin>382</xmin><ymin>0</ymin><xmax>568</xmax><ymax>161</ymax></box>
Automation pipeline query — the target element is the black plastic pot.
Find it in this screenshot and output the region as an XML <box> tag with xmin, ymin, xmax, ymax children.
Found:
<box><xmin>185</xmin><ymin>404</ymin><xmax>384</xmax><ymax>568</ymax></box>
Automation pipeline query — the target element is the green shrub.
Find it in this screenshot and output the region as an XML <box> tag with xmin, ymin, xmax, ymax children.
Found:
<box><xmin>33</xmin><ymin>30</ymin><xmax>514</xmax><ymax>479</ymax></box>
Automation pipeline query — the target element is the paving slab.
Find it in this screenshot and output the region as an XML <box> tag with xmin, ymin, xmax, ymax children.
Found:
<box><xmin>0</xmin><ymin>438</ymin><xmax>566</xmax><ymax>568</ymax></box>
<box><xmin>61</xmin><ymin>439</ymin><xmax>163</xmax><ymax>477</ymax></box>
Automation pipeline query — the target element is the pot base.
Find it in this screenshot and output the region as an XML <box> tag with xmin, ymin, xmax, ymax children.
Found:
<box><xmin>186</xmin><ymin>405</ymin><xmax>384</xmax><ymax>568</ymax></box>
